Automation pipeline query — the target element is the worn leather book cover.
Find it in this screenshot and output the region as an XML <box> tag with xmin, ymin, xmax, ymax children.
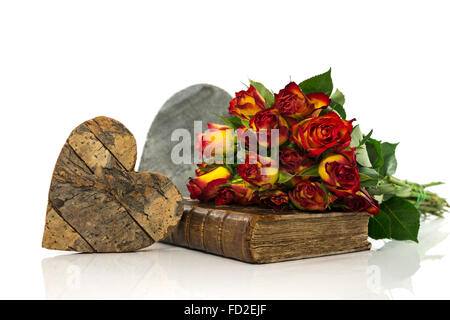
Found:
<box><xmin>163</xmin><ymin>199</ymin><xmax>371</xmax><ymax>264</ymax></box>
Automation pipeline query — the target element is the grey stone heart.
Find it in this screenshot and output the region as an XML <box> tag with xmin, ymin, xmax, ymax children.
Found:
<box><xmin>139</xmin><ymin>84</ymin><xmax>232</xmax><ymax>196</ymax></box>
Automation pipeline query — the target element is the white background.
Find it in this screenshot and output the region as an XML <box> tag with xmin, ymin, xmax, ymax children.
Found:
<box><xmin>1</xmin><ymin>0</ymin><xmax>450</xmax><ymax>299</ymax></box>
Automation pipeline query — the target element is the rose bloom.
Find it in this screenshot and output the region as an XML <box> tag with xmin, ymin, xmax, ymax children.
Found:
<box><xmin>215</xmin><ymin>187</ymin><xmax>235</xmax><ymax>205</ymax></box>
<box><xmin>187</xmin><ymin>166</ymin><xmax>231</xmax><ymax>202</ymax></box>
<box><xmin>274</xmin><ymin>82</ymin><xmax>314</xmax><ymax>119</ymax></box>
<box><xmin>260</xmin><ymin>190</ymin><xmax>289</xmax><ymax>210</ymax></box>
<box><xmin>306</xmin><ymin>92</ymin><xmax>330</xmax><ymax>109</ymax></box>
<box><xmin>318</xmin><ymin>148</ymin><xmax>360</xmax><ymax>196</ymax></box>
<box><xmin>229</xmin><ymin>85</ymin><xmax>266</xmax><ymax>120</ymax></box>
<box><xmin>196</xmin><ymin>123</ymin><xmax>234</xmax><ymax>160</ymax></box>
<box><xmin>289</xmin><ymin>180</ymin><xmax>335</xmax><ymax>211</ymax></box>
<box><xmin>291</xmin><ymin>112</ymin><xmax>354</xmax><ymax>157</ymax></box>
<box><xmin>248</xmin><ymin>108</ymin><xmax>289</xmax><ymax>147</ymax></box>
<box><xmin>279</xmin><ymin>148</ymin><xmax>315</xmax><ymax>175</ymax></box>
<box><xmin>236</xmin><ymin>152</ymin><xmax>278</xmax><ymax>189</ymax></box>
<box><xmin>215</xmin><ymin>183</ymin><xmax>259</xmax><ymax>206</ymax></box>
<box><xmin>338</xmin><ymin>187</ymin><xmax>380</xmax><ymax>215</ymax></box>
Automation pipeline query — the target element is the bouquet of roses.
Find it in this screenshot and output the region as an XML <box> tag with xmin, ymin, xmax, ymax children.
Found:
<box><xmin>187</xmin><ymin>69</ymin><xmax>448</xmax><ymax>242</ymax></box>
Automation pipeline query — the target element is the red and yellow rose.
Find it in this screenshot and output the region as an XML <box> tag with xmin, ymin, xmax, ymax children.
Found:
<box><xmin>260</xmin><ymin>190</ymin><xmax>289</xmax><ymax>210</ymax></box>
<box><xmin>306</xmin><ymin>92</ymin><xmax>330</xmax><ymax>110</ymax></box>
<box><xmin>274</xmin><ymin>82</ymin><xmax>314</xmax><ymax>119</ymax></box>
<box><xmin>318</xmin><ymin>148</ymin><xmax>359</xmax><ymax>196</ymax></box>
<box><xmin>187</xmin><ymin>166</ymin><xmax>231</xmax><ymax>202</ymax></box>
<box><xmin>289</xmin><ymin>180</ymin><xmax>335</xmax><ymax>211</ymax></box>
<box><xmin>290</xmin><ymin>112</ymin><xmax>354</xmax><ymax>157</ymax></box>
<box><xmin>229</xmin><ymin>85</ymin><xmax>266</xmax><ymax>120</ymax></box>
<box><xmin>279</xmin><ymin>147</ymin><xmax>315</xmax><ymax>175</ymax></box>
<box><xmin>215</xmin><ymin>183</ymin><xmax>259</xmax><ymax>206</ymax></box>
<box><xmin>239</xmin><ymin>108</ymin><xmax>289</xmax><ymax>148</ymax></box>
<box><xmin>236</xmin><ymin>152</ymin><xmax>279</xmax><ymax>189</ymax></box>
<box><xmin>214</xmin><ymin>187</ymin><xmax>235</xmax><ymax>205</ymax></box>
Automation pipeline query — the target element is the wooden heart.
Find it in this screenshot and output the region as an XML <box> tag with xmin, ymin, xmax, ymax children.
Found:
<box><xmin>42</xmin><ymin>116</ymin><xmax>183</xmax><ymax>253</ymax></box>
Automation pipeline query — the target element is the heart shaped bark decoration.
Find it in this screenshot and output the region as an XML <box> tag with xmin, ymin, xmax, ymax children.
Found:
<box><xmin>42</xmin><ymin>116</ymin><xmax>183</xmax><ymax>253</ymax></box>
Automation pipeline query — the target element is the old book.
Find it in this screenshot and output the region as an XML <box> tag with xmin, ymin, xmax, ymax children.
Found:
<box><xmin>163</xmin><ymin>199</ymin><xmax>371</xmax><ymax>264</ymax></box>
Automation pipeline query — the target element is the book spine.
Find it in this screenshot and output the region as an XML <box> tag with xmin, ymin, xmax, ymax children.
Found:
<box><xmin>164</xmin><ymin>205</ymin><xmax>256</xmax><ymax>263</ymax></box>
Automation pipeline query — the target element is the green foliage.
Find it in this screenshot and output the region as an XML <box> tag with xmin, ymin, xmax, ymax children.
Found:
<box><xmin>350</xmin><ymin>125</ymin><xmax>372</xmax><ymax>168</ymax></box>
<box><xmin>329</xmin><ymin>101</ymin><xmax>346</xmax><ymax>119</ymax></box>
<box><xmin>219</xmin><ymin>115</ymin><xmax>247</xmax><ymax>130</ymax></box>
<box><xmin>350</xmin><ymin>125</ymin><xmax>363</xmax><ymax>146</ymax></box>
<box><xmin>249</xmin><ymin>79</ymin><xmax>275</xmax><ymax>107</ymax></box>
<box><xmin>366</xmin><ymin>138</ymin><xmax>384</xmax><ymax>169</ymax></box>
<box><xmin>368</xmin><ymin>197</ymin><xmax>420</xmax><ymax>242</ymax></box>
<box><xmin>241</xmin><ymin>119</ymin><xmax>250</xmax><ymax>128</ymax></box>
<box><xmin>328</xmin><ymin>88</ymin><xmax>346</xmax><ymax>119</ymax></box>
<box><xmin>380</xmin><ymin>142</ymin><xmax>399</xmax><ymax>176</ymax></box>
<box><xmin>299</xmin><ymin>165</ymin><xmax>319</xmax><ymax>177</ymax></box>
<box><xmin>359</xmin><ymin>166</ymin><xmax>380</xmax><ymax>181</ymax></box>
<box><xmin>299</xmin><ymin>68</ymin><xmax>333</xmax><ymax>96</ymax></box>
<box><xmin>330</xmin><ymin>88</ymin><xmax>345</xmax><ymax>105</ymax></box>
<box><xmin>358</xmin><ymin>129</ymin><xmax>373</xmax><ymax>148</ymax></box>
<box><xmin>364</xmin><ymin>137</ymin><xmax>399</xmax><ymax>176</ymax></box>
<box><xmin>277</xmin><ymin>170</ymin><xmax>294</xmax><ymax>184</ymax></box>
<box><xmin>368</xmin><ymin>207</ymin><xmax>392</xmax><ymax>239</ymax></box>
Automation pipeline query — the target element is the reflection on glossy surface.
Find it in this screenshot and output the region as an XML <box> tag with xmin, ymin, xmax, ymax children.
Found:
<box><xmin>42</xmin><ymin>217</ymin><xmax>449</xmax><ymax>299</ymax></box>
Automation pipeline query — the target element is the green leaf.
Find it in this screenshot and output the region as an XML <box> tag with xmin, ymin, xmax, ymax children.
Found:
<box><xmin>319</xmin><ymin>183</ymin><xmax>332</xmax><ymax>206</ymax></box>
<box><xmin>382</xmin><ymin>193</ymin><xmax>394</xmax><ymax>202</ymax></box>
<box><xmin>368</xmin><ymin>209</ymin><xmax>392</xmax><ymax>239</ymax></box>
<box><xmin>219</xmin><ymin>115</ymin><xmax>244</xmax><ymax>130</ymax></box>
<box><xmin>356</xmin><ymin>146</ymin><xmax>373</xmax><ymax>168</ymax></box>
<box><xmin>350</xmin><ymin>125</ymin><xmax>362</xmax><ymax>147</ymax></box>
<box><xmin>240</xmin><ymin>119</ymin><xmax>250</xmax><ymax>128</ymax></box>
<box><xmin>249</xmin><ymin>79</ymin><xmax>275</xmax><ymax>107</ymax></box>
<box><xmin>366</xmin><ymin>138</ymin><xmax>384</xmax><ymax>169</ymax></box>
<box><xmin>358</xmin><ymin>167</ymin><xmax>380</xmax><ymax>181</ymax></box>
<box><xmin>196</xmin><ymin>163</ymin><xmax>221</xmax><ymax>172</ymax></box>
<box><xmin>355</xmin><ymin>132</ymin><xmax>398</xmax><ymax>178</ymax></box>
<box><xmin>299</xmin><ymin>68</ymin><xmax>333</xmax><ymax>96</ymax></box>
<box><xmin>329</xmin><ymin>101</ymin><xmax>346</xmax><ymax>119</ymax></box>
<box><xmin>374</xmin><ymin>194</ymin><xmax>384</xmax><ymax>204</ymax></box>
<box><xmin>350</xmin><ymin>126</ymin><xmax>372</xmax><ymax>167</ymax></box>
<box><xmin>364</xmin><ymin>139</ymin><xmax>398</xmax><ymax>176</ymax></box>
<box><xmin>360</xmin><ymin>179</ymin><xmax>379</xmax><ymax>187</ymax></box>
<box><xmin>379</xmin><ymin>142</ymin><xmax>399</xmax><ymax>176</ymax></box>
<box><xmin>368</xmin><ymin>197</ymin><xmax>420</xmax><ymax>242</ymax></box>
<box><xmin>219</xmin><ymin>176</ymin><xmax>243</xmax><ymax>187</ymax></box>
<box><xmin>358</xmin><ymin>129</ymin><xmax>373</xmax><ymax>148</ymax></box>
<box><xmin>277</xmin><ymin>170</ymin><xmax>294</xmax><ymax>184</ymax></box>
<box><xmin>330</xmin><ymin>88</ymin><xmax>345</xmax><ymax>105</ymax></box>
<box><xmin>299</xmin><ymin>165</ymin><xmax>319</xmax><ymax>177</ymax></box>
